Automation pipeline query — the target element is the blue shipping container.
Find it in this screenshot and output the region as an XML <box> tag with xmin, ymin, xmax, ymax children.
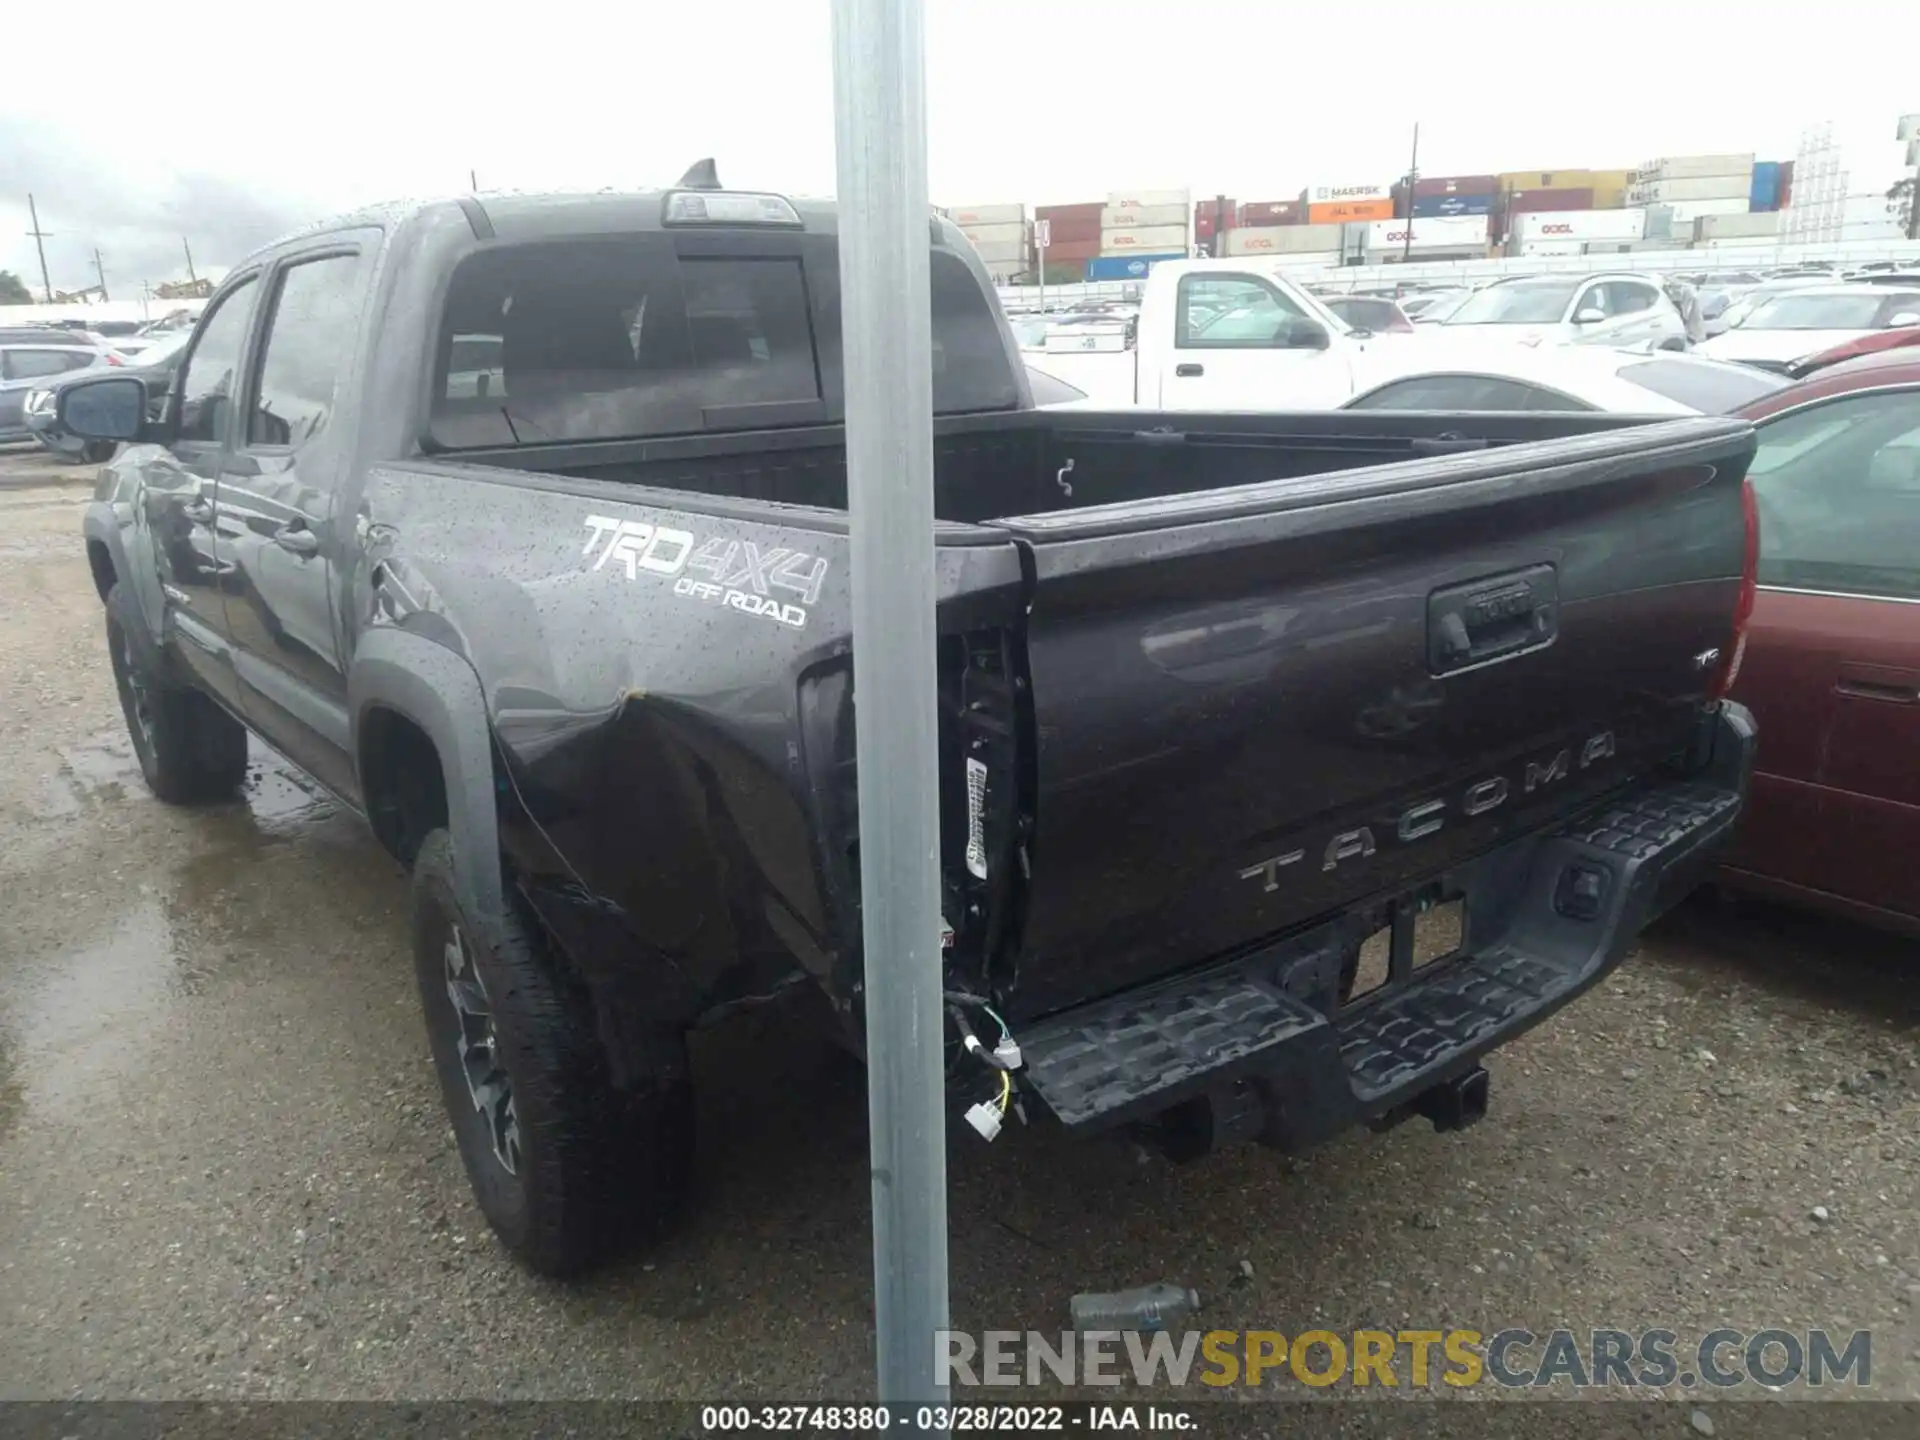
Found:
<box><xmin>1412</xmin><ymin>193</ymin><xmax>1493</xmax><ymax>218</ymax></box>
<box><xmin>1750</xmin><ymin>160</ymin><xmax>1781</xmax><ymax>212</ymax></box>
<box><xmin>1085</xmin><ymin>252</ymin><xmax>1186</xmax><ymax>280</ymax></box>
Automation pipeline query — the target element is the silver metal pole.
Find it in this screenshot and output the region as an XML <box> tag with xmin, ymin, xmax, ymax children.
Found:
<box><xmin>830</xmin><ymin>0</ymin><xmax>951</xmax><ymax>1413</ymax></box>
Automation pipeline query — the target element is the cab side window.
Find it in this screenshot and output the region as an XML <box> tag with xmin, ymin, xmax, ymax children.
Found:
<box><xmin>1176</xmin><ymin>275</ymin><xmax>1311</xmax><ymax>349</ymax></box>
<box><xmin>248</xmin><ymin>253</ymin><xmax>369</xmax><ymax>449</ymax></box>
<box><xmin>175</xmin><ymin>279</ymin><xmax>258</xmax><ymax>445</ymax></box>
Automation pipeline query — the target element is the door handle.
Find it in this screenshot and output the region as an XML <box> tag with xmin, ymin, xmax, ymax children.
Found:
<box><xmin>1174</xmin><ymin>363</ymin><xmax>1204</xmax><ymax>377</ymax></box>
<box><xmin>181</xmin><ymin>498</ymin><xmax>214</xmax><ymax>524</ymax></box>
<box><xmin>274</xmin><ymin>523</ymin><xmax>320</xmax><ymax>556</ymax></box>
<box><xmin>1835</xmin><ymin>663</ymin><xmax>1920</xmax><ymax>704</ymax></box>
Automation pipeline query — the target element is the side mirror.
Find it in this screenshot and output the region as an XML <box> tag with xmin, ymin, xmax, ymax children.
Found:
<box><xmin>1283</xmin><ymin>320</ymin><xmax>1331</xmax><ymax>351</ymax></box>
<box><xmin>1888</xmin><ymin>312</ymin><xmax>1920</xmax><ymax>329</ymax></box>
<box><xmin>58</xmin><ymin>375</ymin><xmax>148</xmax><ymax>442</ymax></box>
<box><xmin>1573</xmin><ymin>308</ymin><xmax>1607</xmax><ymax>325</ymax></box>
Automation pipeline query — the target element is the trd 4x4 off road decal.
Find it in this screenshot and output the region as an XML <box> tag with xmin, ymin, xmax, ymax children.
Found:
<box><xmin>581</xmin><ymin>514</ymin><xmax>829</xmax><ymax>630</ymax></box>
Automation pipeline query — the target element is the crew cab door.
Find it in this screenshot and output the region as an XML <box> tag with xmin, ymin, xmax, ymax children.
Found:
<box><xmin>218</xmin><ymin>244</ymin><xmax>374</xmax><ymax>801</ymax></box>
<box><xmin>134</xmin><ymin>271</ymin><xmax>263</xmax><ymax>712</ymax></box>
<box><xmin>1150</xmin><ymin>272</ymin><xmax>1356</xmax><ymax>410</ymax></box>
<box><xmin>1730</xmin><ymin>385</ymin><xmax>1920</xmax><ymax>920</ymax></box>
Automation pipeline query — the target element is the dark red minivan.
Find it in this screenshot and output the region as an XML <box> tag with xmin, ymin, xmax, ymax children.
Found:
<box><xmin>1721</xmin><ymin>349</ymin><xmax>1920</xmax><ymax>933</ymax></box>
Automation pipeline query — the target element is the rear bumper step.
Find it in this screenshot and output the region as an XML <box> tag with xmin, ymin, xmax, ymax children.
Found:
<box><xmin>1019</xmin><ymin>703</ymin><xmax>1754</xmax><ymax>1142</ymax></box>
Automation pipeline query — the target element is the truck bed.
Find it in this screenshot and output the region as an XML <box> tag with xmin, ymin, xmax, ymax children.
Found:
<box><xmin>384</xmin><ymin>406</ymin><xmax>1754</xmax><ymax>1035</ymax></box>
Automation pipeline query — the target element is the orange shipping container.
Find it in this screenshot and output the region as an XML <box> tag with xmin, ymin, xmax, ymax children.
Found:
<box><xmin>1306</xmin><ymin>198</ymin><xmax>1393</xmax><ymax>224</ymax></box>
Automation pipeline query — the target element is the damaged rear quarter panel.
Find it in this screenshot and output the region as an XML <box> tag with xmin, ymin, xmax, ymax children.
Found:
<box><xmin>346</xmin><ymin>460</ymin><xmax>1023</xmax><ymax>1030</ymax></box>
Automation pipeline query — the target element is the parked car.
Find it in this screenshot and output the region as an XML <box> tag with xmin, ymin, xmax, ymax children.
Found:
<box><xmin>1399</xmin><ymin>289</ymin><xmax>1471</xmax><ymax>324</ymax></box>
<box><xmin>1703</xmin><ymin>276</ymin><xmax>1830</xmax><ymax>339</ymax></box>
<box><xmin>1720</xmin><ymin>349</ymin><xmax>1920</xmax><ymax>934</ymax></box>
<box><xmin>1696</xmin><ymin>286</ymin><xmax>1920</xmax><ymax>373</ymax></box>
<box><xmin>1785</xmin><ymin>325</ymin><xmax>1920</xmax><ymax>377</ymax></box>
<box><xmin>66</xmin><ymin>183</ymin><xmax>1757</xmax><ymax>1276</ymax></box>
<box><xmin>1321</xmin><ymin>295</ymin><xmax>1415</xmax><ymax>334</ymax></box>
<box><xmin>1339</xmin><ymin>345</ymin><xmax>1785</xmax><ymax>415</ymax></box>
<box><xmin>1436</xmin><ymin>273</ymin><xmax>1690</xmax><ymax>350</ymax></box>
<box><xmin>1</xmin><ymin>340</ymin><xmax>114</xmax><ymax>442</ymax></box>
<box><xmin>25</xmin><ymin>328</ymin><xmax>191</xmax><ymax>460</ymax></box>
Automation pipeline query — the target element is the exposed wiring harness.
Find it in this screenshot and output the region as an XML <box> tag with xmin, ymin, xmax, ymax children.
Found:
<box><xmin>947</xmin><ymin>996</ymin><xmax>1022</xmax><ymax>1140</ymax></box>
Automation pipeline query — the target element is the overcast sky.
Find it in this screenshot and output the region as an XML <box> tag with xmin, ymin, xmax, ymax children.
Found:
<box><xmin>1</xmin><ymin>0</ymin><xmax>1909</xmax><ymax>296</ymax></box>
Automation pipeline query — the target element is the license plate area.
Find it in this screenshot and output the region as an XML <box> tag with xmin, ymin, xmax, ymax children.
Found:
<box><xmin>1342</xmin><ymin>889</ymin><xmax>1467</xmax><ymax>1007</ymax></box>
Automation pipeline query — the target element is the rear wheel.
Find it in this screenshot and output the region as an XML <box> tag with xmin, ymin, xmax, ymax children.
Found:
<box><xmin>411</xmin><ymin>829</ymin><xmax>693</xmax><ymax>1276</ymax></box>
<box><xmin>105</xmin><ymin>583</ymin><xmax>247</xmax><ymax>804</ymax></box>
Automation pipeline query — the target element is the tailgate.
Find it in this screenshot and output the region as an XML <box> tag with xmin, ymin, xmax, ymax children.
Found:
<box><xmin>994</xmin><ymin>417</ymin><xmax>1755</xmax><ymax>1019</ymax></box>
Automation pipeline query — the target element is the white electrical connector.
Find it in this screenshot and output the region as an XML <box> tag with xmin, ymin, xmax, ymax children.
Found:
<box><xmin>993</xmin><ymin>1037</ymin><xmax>1023</xmax><ymax>1071</ymax></box>
<box><xmin>964</xmin><ymin>1100</ymin><xmax>1004</xmax><ymax>1142</ymax></box>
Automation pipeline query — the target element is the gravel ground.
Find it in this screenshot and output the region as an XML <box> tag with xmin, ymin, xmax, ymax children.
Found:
<box><xmin>0</xmin><ymin>448</ymin><xmax>1915</xmax><ymax>1419</ymax></box>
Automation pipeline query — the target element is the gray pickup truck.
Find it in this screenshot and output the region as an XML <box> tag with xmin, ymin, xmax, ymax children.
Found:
<box><xmin>68</xmin><ymin>179</ymin><xmax>1757</xmax><ymax>1275</ymax></box>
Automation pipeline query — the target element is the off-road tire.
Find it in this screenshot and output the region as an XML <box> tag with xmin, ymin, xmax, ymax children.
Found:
<box><xmin>105</xmin><ymin>582</ymin><xmax>248</xmax><ymax>803</ymax></box>
<box><xmin>411</xmin><ymin>829</ymin><xmax>694</xmax><ymax>1276</ymax></box>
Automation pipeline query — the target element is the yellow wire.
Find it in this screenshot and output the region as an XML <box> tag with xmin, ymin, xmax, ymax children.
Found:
<box><xmin>997</xmin><ymin>1068</ymin><xmax>1012</xmax><ymax>1114</ymax></box>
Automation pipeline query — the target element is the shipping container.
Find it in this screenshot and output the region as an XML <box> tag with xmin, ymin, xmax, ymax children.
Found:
<box><xmin>1647</xmin><ymin>197</ymin><xmax>1750</xmax><ymax>227</ymax></box>
<box><xmin>1099</xmin><ymin>225</ymin><xmax>1189</xmax><ymax>252</ymax></box>
<box><xmin>1307</xmin><ymin>183</ymin><xmax>1389</xmax><ymax>205</ymax></box>
<box><xmin>1510</xmin><ymin>239</ymin><xmax>1586</xmax><ymax>258</ymax></box>
<box><xmin>967</xmin><ymin>241</ymin><xmax>1030</xmax><ymax>266</ymax></box>
<box><xmin>946</xmin><ymin>203</ymin><xmax>1024</xmax><ymax>226</ymax></box>
<box><xmin>1412</xmin><ymin>193</ymin><xmax>1493</xmax><ymax>219</ymax></box>
<box><xmin>1510</xmin><ymin>208</ymin><xmax>1647</xmax><ymax>243</ymax></box>
<box><xmin>1035</xmin><ymin>201</ymin><xmax>1103</xmax><ymax>222</ymax></box>
<box><xmin>1364</xmin><ymin>215</ymin><xmax>1493</xmax><ymax>250</ymax></box>
<box><xmin>1413</xmin><ymin>174</ymin><xmax>1498</xmax><ymax>198</ymax></box>
<box><xmin>1592</xmin><ymin>186</ymin><xmax>1628</xmax><ymax>211</ymax></box>
<box><xmin>1107</xmin><ymin>189</ymin><xmax>1189</xmax><ymax>210</ymax></box>
<box><xmin>1036</xmin><ymin>237</ymin><xmax>1100</xmax><ymax>262</ymax></box>
<box><xmin>1589</xmin><ymin>169</ymin><xmax>1634</xmax><ymax>192</ymax></box>
<box><xmin>1085</xmin><ymin>253</ymin><xmax>1185</xmax><ymax>280</ymax></box>
<box><xmin>1193</xmin><ymin>197</ymin><xmax>1238</xmax><ymax>221</ymax></box>
<box><xmin>1498</xmin><ymin>170</ymin><xmax>1594</xmax><ymax>193</ymax></box>
<box><xmin>1222</xmin><ymin>223</ymin><xmax>1343</xmax><ymax>256</ymax></box>
<box><xmin>1749</xmin><ymin>160</ymin><xmax>1783</xmax><ymax>212</ymax></box>
<box><xmin>1194</xmin><ymin>216</ymin><xmax>1217</xmax><ymax>242</ymax></box>
<box><xmin>1696</xmin><ymin>211</ymin><xmax>1781</xmax><ymax>242</ymax></box>
<box><xmin>1629</xmin><ymin>174</ymin><xmax>1753</xmax><ymax>205</ymax></box>
<box><xmin>1237</xmin><ymin>199</ymin><xmax>1303</xmax><ymax>226</ymax></box>
<box><xmin>1101</xmin><ymin>203</ymin><xmax>1187</xmax><ymax>229</ymax></box>
<box><xmin>958</xmin><ymin>221</ymin><xmax>1029</xmax><ymax>247</ymax></box>
<box><xmin>1037</xmin><ymin>259</ymin><xmax>1087</xmax><ymax>284</ymax></box>
<box><xmin>1306</xmin><ymin>198</ymin><xmax>1393</xmax><ymax>225</ymax></box>
<box><xmin>1634</xmin><ymin>153</ymin><xmax>1755</xmax><ymax>182</ymax></box>
<box><xmin>1035</xmin><ymin>214</ymin><xmax>1100</xmax><ymax>245</ymax></box>
<box><xmin>1504</xmin><ymin>188</ymin><xmax>1594</xmax><ymax>215</ymax></box>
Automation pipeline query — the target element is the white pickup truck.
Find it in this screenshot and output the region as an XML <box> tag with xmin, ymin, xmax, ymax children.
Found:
<box><xmin>1030</xmin><ymin>259</ymin><xmax>1404</xmax><ymax>409</ymax></box>
<box><xmin>1030</xmin><ymin>259</ymin><xmax>1694</xmax><ymax>411</ymax></box>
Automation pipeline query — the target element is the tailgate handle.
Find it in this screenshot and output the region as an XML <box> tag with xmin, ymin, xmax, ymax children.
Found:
<box><xmin>1429</xmin><ymin>565</ymin><xmax>1558</xmax><ymax>675</ymax></box>
<box><xmin>1174</xmin><ymin>363</ymin><xmax>1204</xmax><ymax>377</ymax></box>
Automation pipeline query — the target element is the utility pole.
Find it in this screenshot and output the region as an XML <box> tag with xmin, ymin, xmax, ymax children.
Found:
<box><xmin>92</xmin><ymin>248</ymin><xmax>109</xmax><ymax>301</ymax></box>
<box><xmin>182</xmin><ymin>238</ymin><xmax>198</xmax><ymax>284</ymax></box>
<box><xmin>830</xmin><ymin>0</ymin><xmax>950</xmax><ymax>1419</ymax></box>
<box><xmin>1403</xmin><ymin>122</ymin><xmax>1420</xmax><ymax>263</ymax></box>
<box><xmin>470</xmin><ymin>169</ymin><xmax>479</xmax><ymax>192</ymax></box>
<box><xmin>26</xmin><ymin>193</ymin><xmax>54</xmax><ymax>302</ymax></box>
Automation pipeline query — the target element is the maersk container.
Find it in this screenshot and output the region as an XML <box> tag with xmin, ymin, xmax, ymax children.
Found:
<box><xmin>1085</xmin><ymin>253</ymin><xmax>1184</xmax><ymax>280</ymax></box>
<box><xmin>1412</xmin><ymin>193</ymin><xmax>1493</xmax><ymax>218</ymax></box>
<box><xmin>1634</xmin><ymin>153</ymin><xmax>1755</xmax><ymax>182</ymax></box>
<box><xmin>1101</xmin><ymin>203</ymin><xmax>1187</xmax><ymax>229</ymax></box>
<box><xmin>946</xmin><ymin>203</ymin><xmax>1024</xmax><ymax>226</ymax></box>
<box><xmin>1413</xmin><ymin>174</ymin><xmax>1497</xmax><ymax>198</ymax></box>
<box><xmin>959</xmin><ymin>221</ymin><xmax>1029</xmax><ymax>248</ymax></box>
<box><xmin>1100</xmin><ymin>224</ymin><xmax>1188</xmax><ymax>252</ymax></box>
<box><xmin>1749</xmin><ymin>161</ymin><xmax>1783</xmax><ymax>212</ymax></box>
<box><xmin>1107</xmin><ymin>189</ymin><xmax>1189</xmax><ymax>210</ymax></box>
